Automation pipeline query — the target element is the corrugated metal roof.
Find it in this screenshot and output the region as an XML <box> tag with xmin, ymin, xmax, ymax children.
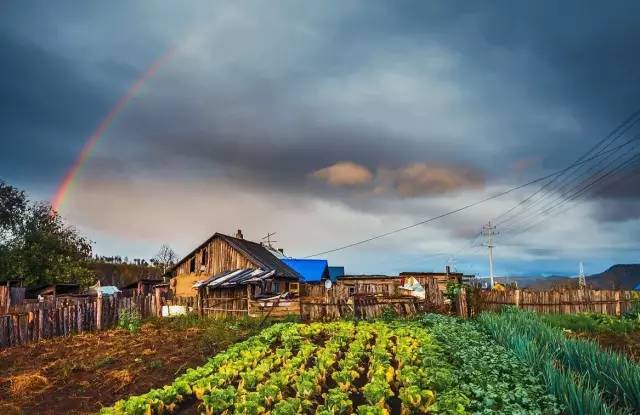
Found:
<box><xmin>281</xmin><ymin>259</ymin><xmax>329</xmax><ymax>282</ymax></box>
<box><xmin>193</xmin><ymin>268</ymin><xmax>276</xmax><ymax>289</ymax></box>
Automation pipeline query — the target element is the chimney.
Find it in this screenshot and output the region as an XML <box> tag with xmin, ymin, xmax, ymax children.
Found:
<box><xmin>445</xmin><ymin>265</ymin><xmax>451</xmax><ymax>275</ymax></box>
<box><xmin>235</xmin><ymin>229</ymin><xmax>244</xmax><ymax>239</ymax></box>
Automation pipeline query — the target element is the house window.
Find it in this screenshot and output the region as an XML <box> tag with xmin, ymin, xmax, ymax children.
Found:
<box><xmin>272</xmin><ymin>281</ymin><xmax>280</xmax><ymax>293</ymax></box>
<box><xmin>202</xmin><ymin>249</ymin><xmax>208</xmax><ymax>268</ymax></box>
<box><xmin>348</xmin><ymin>286</ymin><xmax>355</xmax><ymax>296</ymax></box>
<box><xmin>288</xmin><ymin>282</ymin><xmax>299</xmax><ymax>293</ymax></box>
<box><xmin>189</xmin><ymin>258</ymin><xmax>196</xmax><ymax>273</ymax></box>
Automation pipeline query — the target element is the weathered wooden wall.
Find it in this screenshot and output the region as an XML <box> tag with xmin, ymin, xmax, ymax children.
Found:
<box><xmin>174</xmin><ymin>238</ymin><xmax>257</xmax><ymax>279</ymax></box>
<box><xmin>0</xmin><ymin>286</ymin><xmax>7</xmax><ymax>312</ymax></box>
<box><xmin>0</xmin><ymin>286</ymin><xmax>26</xmax><ymax>313</ymax></box>
<box><xmin>298</xmin><ymin>278</ymin><xmax>451</xmax><ymax>320</ymax></box>
<box><xmin>199</xmin><ymin>287</ymin><xmax>248</xmax><ymax>318</ymax></box>
<box><xmin>300</xmin><ymin>295</ymin><xmax>422</xmax><ymax>321</ymax></box>
<box><xmin>172</xmin><ymin>238</ymin><xmax>260</xmax><ymax>297</ymax></box>
<box><xmin>0</xmin><ymin>295</ymin><xmax>154</xmax><ymax>348</ymax></box>
<box><xmin>476</xmin><ymin>288</ymin><xmax>640</xmax><ymax>315</ymax></box>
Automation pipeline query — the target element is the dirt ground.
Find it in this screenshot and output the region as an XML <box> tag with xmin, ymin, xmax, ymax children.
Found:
<box><xmin>0</xmin><ymin>318</ymin><xmax>261</xmax><ymax>414</ymax></box>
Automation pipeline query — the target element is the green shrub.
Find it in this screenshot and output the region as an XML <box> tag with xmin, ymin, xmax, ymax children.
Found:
<box><xmin>117</xmin><ymin>309</ymin><xmax>142</xmax><ymax>333</ymax></box>
<box><xmin>379</xmin><ymin>305</ymin><xmax>398</xmax><ymax>322</ymax></box>
<box><xmin>623</xmin><ymin>300</ymin><xmax>640</xmax><ymax>322</ymax></box>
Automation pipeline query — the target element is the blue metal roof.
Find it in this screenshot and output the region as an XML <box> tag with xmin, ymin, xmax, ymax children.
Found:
<box><xmin>95</xmin><ymin>286</ymin><xmax>120</xmax><ymax>296</ymax></box>
<box><xmin>635</xmin><ymin>282</ymin><xmax>640</xmax><ymax>291</ymax></box>
<box><xmin>282</xmin><ymin>259</ymin><xmax>329</xmax><ymax>282</ymax></box>
<box><xmin>328</xmin><ymin>266</ymin><xmax>345</xmax><ymax>282</ymax></box>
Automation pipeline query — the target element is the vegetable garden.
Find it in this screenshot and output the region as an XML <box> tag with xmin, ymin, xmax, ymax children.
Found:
<box><xmin>99</xmin><ymin>308</ymin><xmax>640</xmax><ymax>415</ymax></box>
<box><xmin>101</xmin><ymin>319</ymin><xmax>562</xmax><ymax>415</ymax></box>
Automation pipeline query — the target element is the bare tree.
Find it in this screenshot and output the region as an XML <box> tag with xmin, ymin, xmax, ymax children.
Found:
<box><xmin>154</xmin><ymin>244</ymin><xmax>178</xmax><ymax>275</ymax></box>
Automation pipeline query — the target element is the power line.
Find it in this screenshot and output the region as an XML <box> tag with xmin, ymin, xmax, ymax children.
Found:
<box><xmin>501</xmin><ymin>154</ymin><xmax>640</xmax><ymax>239</ymax></box>
<box><xmin>492</xmin><ymin>109</ymin><xmax>640</xmax><ymax>226</ymax></box>
<box><xmin>500</xmin><ymin>138</ymin><xmax>640</xmax><ymax>233</ymax></box>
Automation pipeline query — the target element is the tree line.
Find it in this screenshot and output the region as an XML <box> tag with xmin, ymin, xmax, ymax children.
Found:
<box><xmin>0</xmin><ymin>180</ymin><xmax>178</xmax><ymax>288</ymax></box>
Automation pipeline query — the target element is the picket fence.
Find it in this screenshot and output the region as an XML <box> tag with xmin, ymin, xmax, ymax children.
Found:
<box><xmin>476</xmin><ymin>288</ymin><xmax>640</xmax><ymax>315</ymax></box>
<box><xmin>0</xmin><ymin>295</ymin><xmax>154</xmax><ymax>348</ymax></box>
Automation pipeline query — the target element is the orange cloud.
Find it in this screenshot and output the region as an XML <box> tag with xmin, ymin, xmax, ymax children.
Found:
<box><xmin>383</xmin><ymin>163</ymin><xmax>484</xmax><ymax>197</ymax></box>
<box><xmin>312</xmin><ymin>161</ymin><xmax>373</xmax><ymax>187</ymax></box>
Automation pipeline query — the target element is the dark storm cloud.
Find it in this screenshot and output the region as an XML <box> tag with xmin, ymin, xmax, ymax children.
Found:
<box><xmin>0</xmin><ymin>31</ymin><xmax>141</xmax><ymax>184</ymax></box>
<box><xmin>3</xmin><ymin>1</ymin><xmax>640</xmax><ymax>273</ymax></box>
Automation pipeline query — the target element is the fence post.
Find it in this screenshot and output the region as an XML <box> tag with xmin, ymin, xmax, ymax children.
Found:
<box><xmin>456</xmin><ymin>288</ymin><xmax>468</xmax><ymax>318</ymax></box>
<box><xmin>514</xmin><ymin>289</ymin><xmax>521</xmax><ymax>309</ymax></box>
<box><xmin>96</xmin><ymin>295</ymin><xmax>102</xmax><ymax>331</ymax></box>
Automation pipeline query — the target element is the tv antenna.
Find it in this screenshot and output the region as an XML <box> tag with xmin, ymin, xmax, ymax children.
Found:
<box><xmin>261</xmin><ymin>232</ymin><xmax>278</xmax><ymax>249</ymax></box>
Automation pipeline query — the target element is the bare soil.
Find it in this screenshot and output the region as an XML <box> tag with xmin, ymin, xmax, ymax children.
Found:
<box><xmin>0</xmin><ymin>320</ymin><xmax>258</xmax><ymax>414</ymax></box>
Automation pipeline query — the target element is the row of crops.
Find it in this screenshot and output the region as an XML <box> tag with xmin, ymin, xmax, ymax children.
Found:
<box><xmin>102</xmin><ymin>318</ymin><xmax>567</xmax><ymax>415</ymax></box>
<box><xmin>476</xmin><ymin>309</ymin><xmax>640</xmax><ymax>415</ymax></box>
<box><xmin>101</xmin><ymin>311</ymin><xmax>640</xmax><ymax>414</ymax></box>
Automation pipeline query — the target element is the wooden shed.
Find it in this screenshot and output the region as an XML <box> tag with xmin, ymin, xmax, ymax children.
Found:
<box><xmin>334</xmin><ymin>267</ymin><xmax>463</xmax><ymax>296</ymax></box>
<box><xmin>194</xmin><ymin>268</ymin><xmax>300</xmax><ymax>317</ymax></box>
<box><xmin>26</xmin><ymin>283</ymin><xmax>81</xmax><ymax>299</ymax></box>
<box><xmin>400</xmin><ymin>267</ymin><xmax>463</xmax><ymax>292</ymax></box>
<box><xmin>167</xmin><ymin>230</ymin><xmax>300</xmax><ymax>297</ymax></box>
<box><xmin>121</xmin><ymin>278</ymin><xmax>164</xmax><ymax>296</ymax></box>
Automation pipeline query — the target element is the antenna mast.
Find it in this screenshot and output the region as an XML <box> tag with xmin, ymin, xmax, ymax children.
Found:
<box><xmin>261</xmin><ymin>232</ymin><xmax>278</xmax><ymax>249</ymax></box>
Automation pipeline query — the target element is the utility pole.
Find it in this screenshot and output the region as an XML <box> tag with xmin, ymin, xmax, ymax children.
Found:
<box><xmin>578</xmin><ymin>262</ymin><xmax>586</xmax><ymax>288</ymax></box>
<box><xmin>482</xmin><ymin>221</ymin><xmax>499</xmax><ymax>288</ymax></box>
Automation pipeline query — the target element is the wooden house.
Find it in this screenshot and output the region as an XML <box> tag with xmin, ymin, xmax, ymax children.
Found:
<box><xmin>167</xmin><ymin>230</ymin><xmax>300</xmax><ymax>297</ymax></box>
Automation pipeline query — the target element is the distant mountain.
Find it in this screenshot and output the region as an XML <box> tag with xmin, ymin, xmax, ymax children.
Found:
<box><xmin>520</xmin><ymin>264</ymin><xmax>640</xmax><ymax>291</ymax></box>
<box><xmin>587</xmin><ymin>264</ymin><xmax>640</xmax><ymax>289</ymax></box>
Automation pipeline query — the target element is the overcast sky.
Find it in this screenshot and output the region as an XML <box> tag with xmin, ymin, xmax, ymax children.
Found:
<box><xmin>2</xmin><ymin>1</ymin><xmax>640</xmax><ymax>276</ymax></box>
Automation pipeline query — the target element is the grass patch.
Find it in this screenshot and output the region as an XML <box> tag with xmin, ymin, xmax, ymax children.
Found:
<box><xmin>148</xmin><ymin>360</ymin><xmax>163</xmax><ymax>370</ymax></box>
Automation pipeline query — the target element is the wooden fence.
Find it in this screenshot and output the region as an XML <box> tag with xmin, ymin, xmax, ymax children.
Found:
<box><xmin>0</xmin><ymin>295</ymin><xmax>155</xmax><ymax>348</ymax></box>
<box><xmin>0</xmin><ymin>279</ymin><xmax>458</xmax><ymax>347</ymax></box>
<box><xmin>476</xmin><ymin>288</ymin><xmax>640</xmax><ymax>315</ymax></box>
<box><xmin>0</xmin><ymin>285</ymin><xmax>26</xmax><ymax>313</ymax></box>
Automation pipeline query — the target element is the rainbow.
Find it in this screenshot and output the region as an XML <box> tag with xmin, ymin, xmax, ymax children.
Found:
<box><xmin>51</xmin><ymin>47</ymin><xmax>176</xmax><ymax>212</ymax></box>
